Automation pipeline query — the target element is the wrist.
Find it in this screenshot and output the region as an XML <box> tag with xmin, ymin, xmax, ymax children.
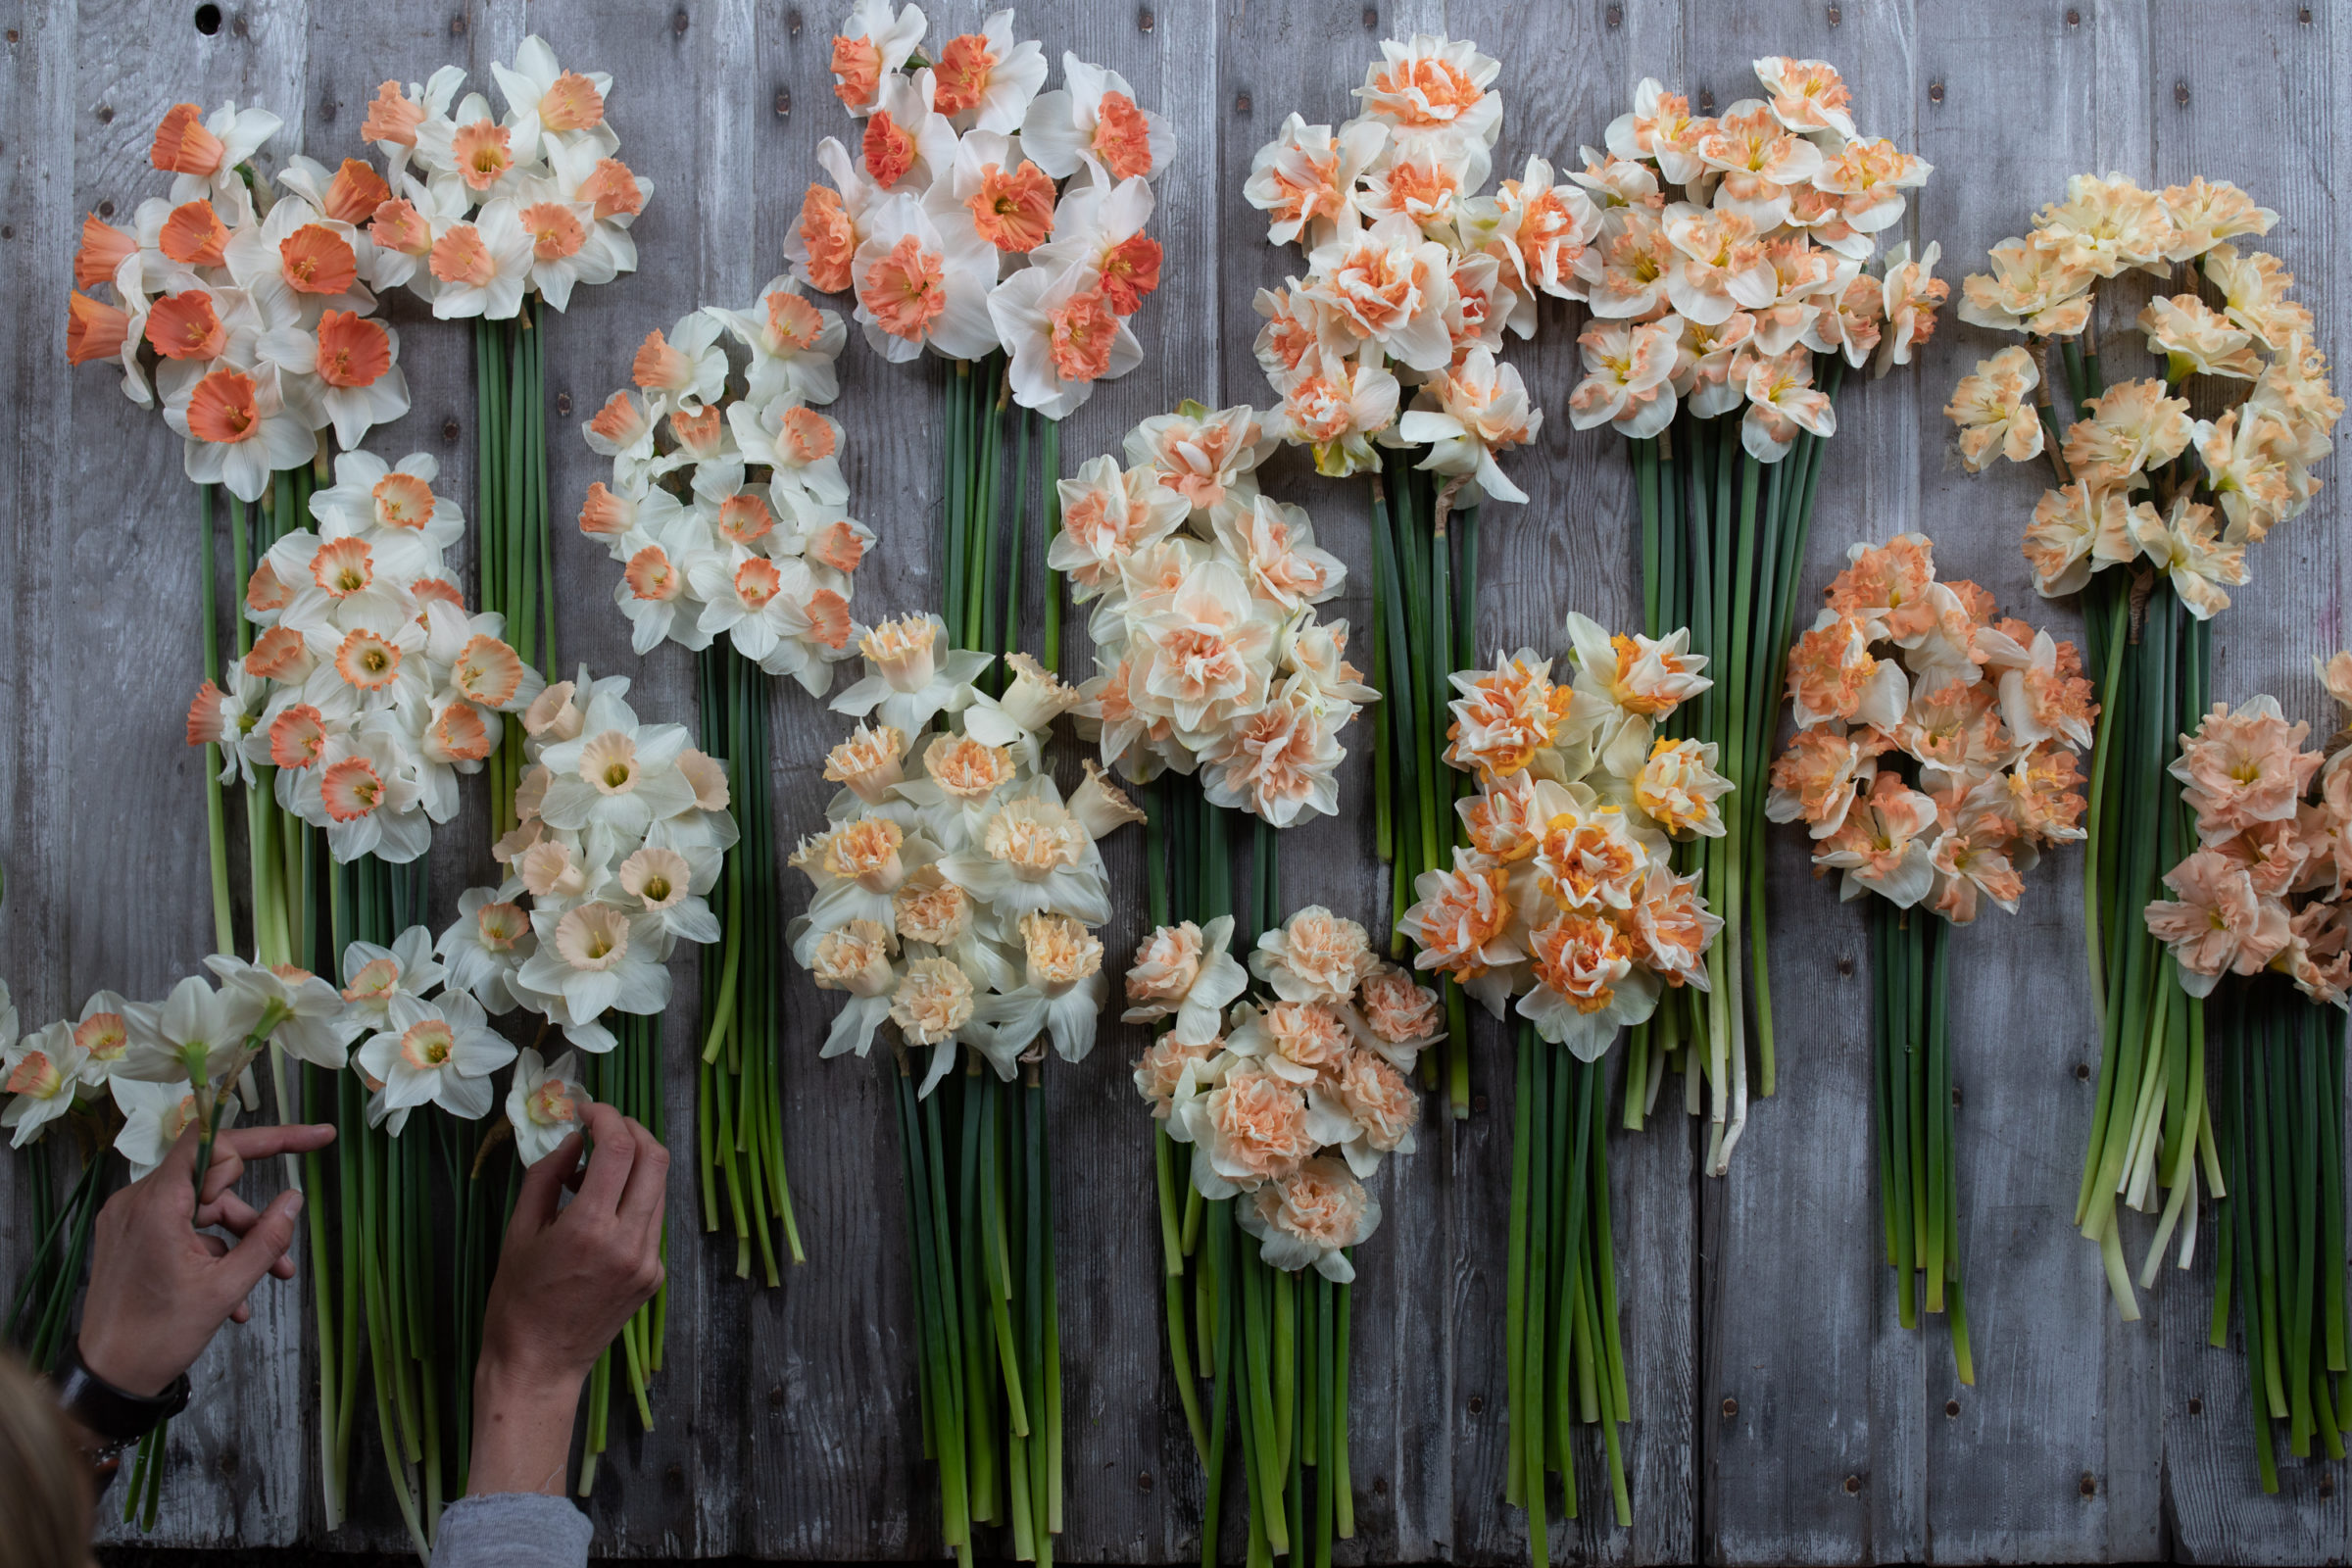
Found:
<box><xmin>74</xmin><ymin>1328</ymin><xmax>180</xmax><ymax>1400</ymax></box>
<box><xmin>467</xmin><ymin>1352</ymin><xmax>587</xmax><ymax>1497</ymax></box>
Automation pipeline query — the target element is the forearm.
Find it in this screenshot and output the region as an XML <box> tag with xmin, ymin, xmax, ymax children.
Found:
<box><xmin>465</xmin><ymin>1357</ymin><xmax>585</xmax><ymax>1497</ymax></box>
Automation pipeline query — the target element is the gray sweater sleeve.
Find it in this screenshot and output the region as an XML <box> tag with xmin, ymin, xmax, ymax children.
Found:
<box><xmin>429</xmin><ymin>1493</ymin><xmax>594</xmax><ymax>1568</ymax></box>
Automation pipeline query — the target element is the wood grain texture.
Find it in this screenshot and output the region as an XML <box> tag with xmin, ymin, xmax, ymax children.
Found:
<box><xmin>8</xmin><ymin>0</ymin><xmax>2352</xmax><ymax>1559</ymax></box>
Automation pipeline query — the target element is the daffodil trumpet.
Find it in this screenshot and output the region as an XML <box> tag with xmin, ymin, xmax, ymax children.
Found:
<box><xmin>1944</xmin><ymin>172</ymin><xmax>2341</xmax><ymax>1318</ymax></box>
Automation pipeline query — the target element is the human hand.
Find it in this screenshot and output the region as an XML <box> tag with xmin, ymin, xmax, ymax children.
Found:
<box><xmin>77</xmin><ymin>1122</ymin><xmax>336</xmax><ymax>1397</ymax></box>
<box><xmin>468</xmin><ymin>1104</ymin><xmax>668</xmax><ymax>1495</ymax></box>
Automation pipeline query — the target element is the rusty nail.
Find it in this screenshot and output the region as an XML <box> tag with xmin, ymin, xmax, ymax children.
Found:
<box><xmin>2076</xmin><ymin>1062</ymin><xmax>2091</xmax><ymax>1081</ymax></box>
<box><xmin>97</xmin><ymin>199</ymin><xmax>115</xmax><ymax>218</ymax></box>
<box><xmin>2175</xmin><ymin>81</ymin><xmax>2190</xmax><ymax>107</ymax></box>
<box><xmin>2079</xmin><ymin>1472</ymin><xmax>2097</xmax><ymax>1497</ymax></box>
<box><xmin>674</xmin><ymin>8</ymin><xmax>691</xmax><ymax>33</ymax></box>
<box><xmin>1945</xmin><ymin>1399</ymin><xmax>1961</xmax><ymax>1417</ymax></box>
<box><xmin>1827</xmin><ymin>3</ymin><xmax>1842</xmax><ymax>23</ymax></box>
<box><xmin>2300</xmin><ymin>6</ymin><xmax>2313</xmax><ymax>20</ymax></box>
<box><xmin>1138</xmin><ymin>1471</ymin><xmax>1154</xmax><ymax>1491</ymax></box>
<box><xmin>556</xmin><ymin>391</ymin><xmax>572</xmax><ymax>417</ymax></box>
<box><xmin>449</xmin><ymin>14</ymin><xmax>466</xmax><ymax>36</ymax></box>
<box><xmin>2187</xmin><ymin>1396</ymin><xmax>2203</xmax><ymax>1414</ymax></box>
<box><xmin>1471</xmin><ymin>1095</ymin><xmax>1489</xmax><ymax>1114</ymax></box>
<box><xmin>95</xmin><ymin>104</ymin><xmax>114</xmax><ymax>122</ymax></box>
<box><xmin>1722</xmin><ymin>1396</ymin><xmax>1739</xmax><ymax>1418</ymax></box>
<box><xmin>2066</xmin><ymin>7</ymin><xmax>2081</xmax><ymax>22</ymax></box>
<box><xmin>1929</xmin><ymin>80</ymin><xmax>1945</xmax><ymax>103</ymax></box>
<box><xmin>1234</xmin><ymin>91</ymin><xmax>1251</xmax><ymax>116</ymax></box>
<box><xmin>1605</xmin><ymin>3</ymin><xmax>1622</xmax><ymax>24</ymax></box>
<box><xmin>767</xmin><ymin>1386</ymin><xmax>785</xmax><ymax>1406</ymax></box>
<box><xmin>1837</xmin><ymin>955</ymin><xmax>1855</xmax><ymax>977</ymax></box>
<box><xmin>1468</xmin><ymin>1395</ymin><xmax>1485</xmax><ymax>1414</ymax></box>
<box><xmin>1361</xmin><ymin>6</ymin><xmax>1379</xmax><ymax>29</ymax></box>
<box><xmin>1373</xmin><ymin>1477</ymin><xmax>1389</xmax><ymax>1494</ymax></box>
<box><xmin>442</xmin><ymin>418</ymin><xmax>462</xmax><ymax>442</ymax></box>
<box><xmin>1697</xmin><ymin>88</ymin><xmax>1716</xmax><ymax>114</ymax></box>
<box><xmin>1137</xmin><ymin>6</ymin><xmax>1153</xmax><ymax>31</ymax></box>
<box><xmin>787</xmin><ymin>7</ymin><xmax>804</xmax><ymax>33</ymax></box>
<box><xmin>775</xmin><ymin>86</ymin><xmax>792</xmax><ymax>117</ymax></box>
<box><xmin>1843</xmin><ymin>1475</ymin><xmax>1861</xmax><ymax>1495</ymax></box>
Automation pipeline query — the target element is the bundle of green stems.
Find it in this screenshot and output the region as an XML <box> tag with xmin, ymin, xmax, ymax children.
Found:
<box><xmin>581</xmin><ymin>1011</ymin><xmax>670</xmax><ymax>1493</ymax></box>
<box><xmin>474</xmin><ymin>300</ymin><xmax>559</xmax><ymax>842</ymax></box>
<box><xmin>1868</xmin><ymin>902</ymin><xmax>1974</xmax><ymax>1385</ymax></box>
<box><xmin>1146</xmin><ymin>783</ymin><xmax>1354</xmax><ymax>1568</ymax></box>
<box><xmin>695</xmin><ymin>644</ymin><xmax>803</xmax><ymax>1285</ymax></box>
<box><xmin>2057</xmin><ymin>338</ymin><xmax>2222</xmax><ymax>1315</ymax></box>
<box><xmin>1366</xmin><ymin>449</ymin><xmax>1480</xmax><ymax>1121</ymax></box>
<box><xmin>312</xmin><ymin>853</ymin><xmax>507</xmax><ymax>1557</ymax></box>
<box><xmin>1501</xmin><ymin>1022</ymin><xmax>1632</xmax><ymax>1559</ymax></box>
<box><xmin>2208</xmin><ymin>981</ymin><xmax>2349</xmax><ymax>1491</ymax></box>
<box><xmin>1621</xmin><ymin>361</ymin><xmax>1844</xmax><ymax>1169</ymax></box>
<box><xmin>942</xmin><ymin>353</ymin><xmax>1061</xmax><ymax>678</ymax></box>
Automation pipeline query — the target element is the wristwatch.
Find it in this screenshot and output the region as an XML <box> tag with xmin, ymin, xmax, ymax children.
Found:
<box><xmin>52</xmin><ymin>1339</ymin><xmax>191</xmax><ymax>1482</ymax></box>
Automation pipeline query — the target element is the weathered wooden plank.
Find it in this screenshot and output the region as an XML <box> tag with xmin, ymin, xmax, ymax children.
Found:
<box><xmin>1908</xmin><ymin>0</ymin><xmax>2168</xmax><ymax>1559</ymax></box>
<box><xmin>64</xmin><ymin>0</ymin><xmax>316</xmax><ymax>1547</ymax></box>
<box><xmin>2152</xmin><ymin>0</ymin><xmax>2350</xmax><ymax>1557</ymax></box>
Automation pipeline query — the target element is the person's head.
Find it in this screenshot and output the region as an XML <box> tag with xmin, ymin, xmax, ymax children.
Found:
<box><xmin>0</xmin><ymin>1350</ymin><xmax>90</xmax><ymax>1568</ymax></box>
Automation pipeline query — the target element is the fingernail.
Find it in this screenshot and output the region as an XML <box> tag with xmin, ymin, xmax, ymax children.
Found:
<box><xmin>285</xmin><ymin>1191</ymin><xmax>305</xmax><ymax>1217</ymax></box>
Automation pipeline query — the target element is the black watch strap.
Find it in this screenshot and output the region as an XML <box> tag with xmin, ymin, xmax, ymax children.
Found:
<box><xmin>53</xmin><ymin>1339</ymin><xmax>191</xmax><ymax>1451</ymax></box>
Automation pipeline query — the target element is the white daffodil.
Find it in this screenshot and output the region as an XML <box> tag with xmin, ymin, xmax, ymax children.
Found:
<box><xmin>829</xmin><ymin>0</ymin><xmax>930</xmax><ymax>117</ymax></box>
<box><xmin>4</xmin><ymin>1023</ymin><xmax>88</xmax><ymax>1148</ymax></box>
<box><xmin>534</xmin><ymin>709</ymin><xmax>700</xmax><ymax>869</ymax></box>
<box><xmin>118</xmin><ymin>974</ymin><xmax>266</xmax><ymax>1087</ymax></box>
<box><xmin>358</xmin><ymin>992</ymin><xmax>516</xmax><ymax>1121</ymax></box>
<box><xmin>940</xmin><ymin>776</ymin><xmax>1112</xmax><ymax>925</ymax></box>
<box><xmin>204</xmin><ymin>954</ymin><xmax>354</xmax><ymax>1069</ymax></box>
<box><xmin>427</xmin><ymin>202</ymin><xmax>537</xmax><ymax>320</ymax></box>
<box><xmin>335</xmin><ymin>926</ymin><xmax>447</xmax><ymax>1040</ymax></box>
<box><xmin>723</xmin><ymin>395</ymin><xmax>850</xmax><ymax>505</ymax></box>
<box><xmin>974</xmin><ymin>912</ymin><xmax>1108</xmax><ymax>1071</ymax></box>
<box><xmin>708</xmin><ymin>275</ymin><xmax>848</xmax><ymax>407</ymax></box>
<box><xmin>289</xmin><ymin>724</ymin><xmax>433</xmax><ymax>864</ymax></box>
<box><xmin>491</xmin><ymin>34</ymin><xmax>618</xmax><ymax>166</ymax></box>
<box><xmin>514</xmin><ymin>903</ymin><xmax>671</xmax><ymax>1022</ymax></box>
<box><xmin>505</xmin><ymin>1046</ymin><xmax>591</xmax><ymax>1166</ymax></box>
<box><xmin>988</xmin><ymin>259</ymin><xmax>1143</xmax><ymax>418</ymax></box>
<box><xmin>437</xmin><ymin>886</ymin><xmax>538</xmax><ymax>1013</ymax></box>
<box><xmin>111</xmin><ymin>1076</ymin><xmax>222</xmax><ymax>1180</ymax></box>
<box><xmin>166</xmin><ymin>363</ymin><xmax>318</xmax><ymax>504</ymax></box>
<box><xmin>931</xmin><ymin>11</ymin><xmax>1049</xmax><ymax>134</ymax></box>
<box><xmin>185</xmin><ymin>664</ymin><xmax>273</xmax><ymax>787</ymax></box>
<box><xmin>800</xmin><ymin>917</ymin><xmax>902</xmax><ymax>1060</ymax></box>
<box><xmin>830</xmin><ymin>613</ymin><xmax>993</xmax><ymax>737</ymax></box>
<box><xmin>258</xmin><ymin>310</ymin><xmax>410</xmax><ymax>455</ymax></box>
<box><xmin>1021</xmin><ymin>55</ymin><xmax>1172</xmax><ymax>184</ymax></box>
<box><xmin>1120</xmin><ymin>915</ymin><xmax>1250</xmax><ymax>1046</ymax></box>
<box><xmin>508</xmin><ymin>173</ymin><xmax>620</xmax><ymax>312</ymax></box>
<box><xmin>154</xmin><ymin>99</ymin><xmax>284</xmax><ymax>205</ymax></box>
<box><xmin>849</xmin><ymin>191</ymin><xmax>1002</xmax><ymax>364</ymax></box>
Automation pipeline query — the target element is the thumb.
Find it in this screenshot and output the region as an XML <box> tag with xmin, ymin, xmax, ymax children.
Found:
<box><xmin>507</xmin><ymin>1130</ymin><xmax>583</xmax><ymax>1246</ymax></box>
<box><xmin>215</xmin><ymin>1189</ymin><xmax>303</xmax><ymax>1305</ymax></box>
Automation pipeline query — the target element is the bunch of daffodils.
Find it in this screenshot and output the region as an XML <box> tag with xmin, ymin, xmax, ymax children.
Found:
<box><xmin>184</xmin><ymin>454</ymin><xmax>537</xmax><ymax>866</ymax></box>
<box><xmin>1766</xmin><ymin>533</ymin><xmax>2094</xmax><ymax>1383</ymax></box>
<box><xmin>792</xmin><ymin>642</ymin><xmax>1141</xmax><ymax>1567</ymax></box>
<box><xmin>1129</xmin><ymin>907</ymin><xmax>1431</xmax><ymax>1566</ymax></box>
<box><xmin>798</xmin><ymin>2</ymin><xmax>1169</xmax><ymax>413</ymax></box>
<box><xmin>1401</xmin><ymin>613</ymin><xmax>1725</xmax><ymax>1064</ymax></box>
<box><xmin>1065</xmin><ymin>402</ymin><xmax>1373</xmax><ymax>828</ymax></box>
<box><xmin>792</xmin><ymin>649</ymin><xmax>1142</xmax><ymax>1094</ymax></box>
<box><xmin>1946</xmin><ymin>172</ymin><xmax>2343</xmax><ymax>1322</ymax></box>
<box><xmin>1764</xmin><ymin>534</ymin><xmax>2094</xmax><ymax>926</ymax></box>
<box><xmin>350</xmin><ymin>36</ymin><xmax>650</xmax><ymax>322</ymax></box>
<box><xmin>69</xmin><ymin>100</ymin><xmax>412</xmax><ymax>499</ymax></box>
<box><xmin>441</xmin><ymin>666</ymin><xmax>736</xmax><ymax>1056</ymax></box>
<box><xmin>579</xmin><ymin>277</ymin><xmax>870</xmax><ymax>692</ymax></box>
<box><xmin>2142</xmin><ymin>662</ymin><xmax>2352</xmax><ymax>1490</ymax></box>
<box><xmin>2145</xmin><ymin>668</ymin><xmax>2352</xmax><ymax>1008</ymax></box>
<box><xmin>1945</xmin><ymin>172</ymin><xmax>2339</xmax><ymax>612</ymax></box>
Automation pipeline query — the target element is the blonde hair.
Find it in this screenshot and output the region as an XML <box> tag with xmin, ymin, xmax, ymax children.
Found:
<box><xmin>0</xmin><ymin>1350</ymin><xmax>90</xmax><ymax>1568</ymax></box>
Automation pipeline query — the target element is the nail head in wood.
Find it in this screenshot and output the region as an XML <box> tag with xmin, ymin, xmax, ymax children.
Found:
<box><xmin>1827</xmin><ymin>3</ymin><xmax>1842</xmax><ymax>24</ymax></box>
<box><xmin>442</xmin><ymin>418</ymin><xmax>462</xmax><ymax>442</ymax></box>
<box><xmin>1929</xmin><ymin>79</ymin><xmax>1945</xmax><ymax>103</ymax></box>
<box><xmin>675</xmin><ymin>8</ymin><xmax>691</xmax><ymax>33</ymax></box>
<box><xmin>1138</xmin><ymin>6</ymin><xmax>1153</xmax><ymax>31</ymax></box>
<box><xmin>1945</xmin><ymin>1398</ymin><xmax>1961</xmax><ymax>1417</ymax></box>
<box><xmin>1843</xmin><ymin>1474</ymin><xmax>1861</xmax><ymax>1494</ymax></box>
<box><xmin>449</xmin><ymin>14</ymin><xmax>466</xmax><ymax>35</ymax></box>
<box><xmin>1467</xmin><ymin>1395</ymin><xmax>1484</xmax><ymax>1413</ymax></box>
<box><xmin>1234</xmin><ymin>91</ymin><xmax>1251</xmax><ymax>116</ymax></box>
<box><xmin>2079</xmin><ymin>1472</ymin><xmax>2097</xmax><ymax>1497</ymax></box>
<box><xmin>95</xmin><ymin>104</ymin><xmax>114</xmax><ymax>123</ymax></box>
<box><xmin>1361</xmin><ymin>6</ymin><xmax>1379</xmax><ymax>29</ymax></box>
<box><xmin>775</xmin><ymin>85</ymin><xmax>792</xmax><ymax>117</ymax></box>
<box><xmin>1137</xmin><ymin>1471</ymin><xmax>1153</xmax><ymax>1491</ymax></box>
<box><xmin>1605</xmin><ymin>3</ymin><xmax>1622</xmax><ymax>24</ymax></box>
<box><xmin>2176</xmin><ymin>80</ymin><xmax>2190</xmax><ymax>106</ymax></box>
<box><xmin>2187</xmin><ymin>1396</ymin><xmax>2203</xmax><ymax>1414</ymax></box>
<box><xmin>1722</xmin><ymin>1396</ymin><xmax>1739</xmax><ymax>1418</ymax></box>
<box><xmin>2065</xmin><ymin>7</ymin><xmax>2081</xmax><ymax>22</ymax></box>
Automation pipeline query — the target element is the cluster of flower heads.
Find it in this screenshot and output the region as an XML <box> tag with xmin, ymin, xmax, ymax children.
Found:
<box><xmin>1565</xmin><ymin>58</ymin><xmax>1944</xmax><ymax>460</ymax></box>
<box><xmin>787</xmin><ymin>3</ymin><xmax>1170</xmax><ymax>415</ymax></box>
<box><xmin>1133</xmin><ymin>907</ymin><xmax>1437</xmax><ymax>1280</ymax></box>
<box><xmin>578</xmin><ymin>278</ymin><xmax>876</xmax><ymax>693</ymax></box>
<box><xmin>1943</xmin><ymin>172</ymin><xmax>2341</xmax><ymax>617</ymax></box>
<box><xmin>67</xmin><ymin>100</ymin><xmax>414</xmax><ymax>500</ymax></box>
<box><xmin>1765</xmin><ymin>534</ymin><xmax>2094</xmax><ymax>924</ymax></box>
<box><xmin>353</xmin><ymin>35</ymin><xmax>652</xmax><ymax>320</ymax></box>
<box><xmin>1396</xmin><ymin>614</ymin><xmax>1726</xmax><ymax>1058</ymax></box>
<box><xmin>2143</xmin><ymin>658</ymin><xmax>2352</xmax><ymax>1008</ymax></box>
<box><xmin>791</xmin><ymin>643</ymin><xmax>1145</xmax><ymax>1094</ymax></box>
<box><xmin>1056</xmin><ymin>403</ymin><xmax>1373</xmax><ymax>827</ymax></box>
<box><xmin>184</xmin><ymin>453</ymin><xmax>539</xmax><ymax>864</ymax></box>
<box><xmin>439</xmin><ymin>666</ymin><xmax>738</xmax><ymax>1055</ymax></box>
<box><xmin>0</xmin><ymin>945</ymin><xmax>580</xmax><ymax>1166</ymax></box>
<box><xmin>1242</xmin><ymin>33</ymin><xmax>1548</xmax><ymax>501</ymax></box>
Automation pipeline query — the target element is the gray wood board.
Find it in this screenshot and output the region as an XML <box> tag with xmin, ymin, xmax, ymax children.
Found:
<box><xmin>2</xmin><ymin>0</ymin><xmax>2347</xmax><ymax>1558</ymax></box>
